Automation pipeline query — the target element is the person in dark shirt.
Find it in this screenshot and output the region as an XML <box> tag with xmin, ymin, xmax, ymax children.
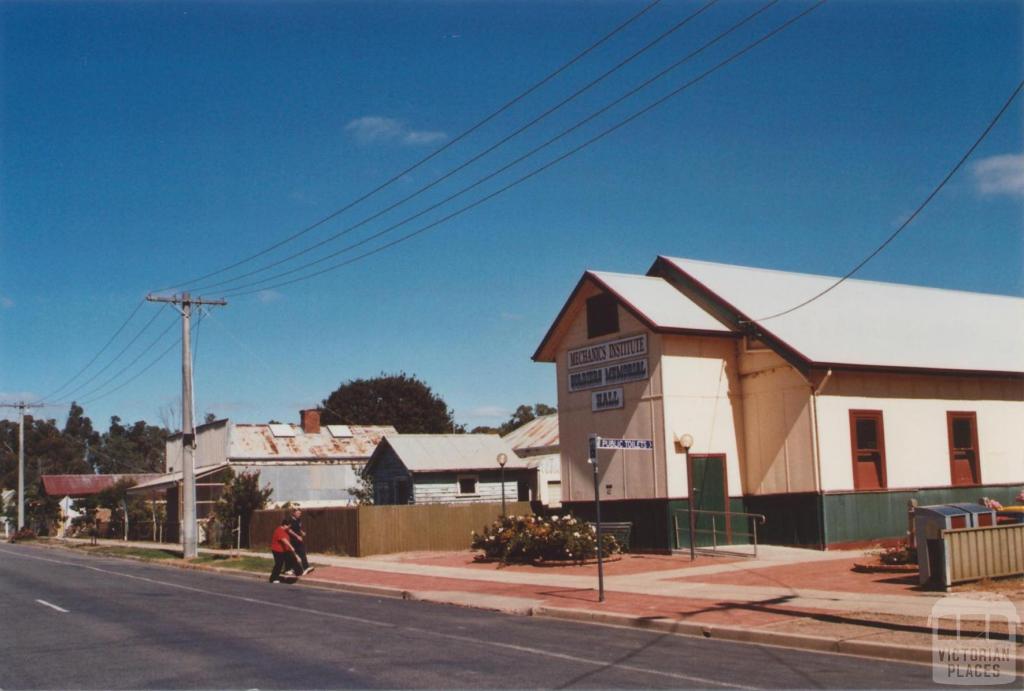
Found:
<box><xmin>269</xmin><ymin>518</ymin><xmax>302</xmax><ymax>583</ymax></box>
<box><xmin>287</xmin><ymin>507</ymin><xmax>313</xmax><ymax>575</ymax></box>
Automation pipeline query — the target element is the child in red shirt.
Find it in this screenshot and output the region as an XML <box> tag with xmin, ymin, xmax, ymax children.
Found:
<box><xmin>269</xmin><ymin>517</ymin><xmax>303</xmax><ymax>583</ymax></box>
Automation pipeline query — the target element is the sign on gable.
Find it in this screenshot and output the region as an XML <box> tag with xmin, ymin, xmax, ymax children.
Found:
<box><xmin>568</xmin><ymin>357</ymin><xmax>648</xmax><ymax>392</ymax></box>
<box><xmin>591</xmin><ymin>387</ymin><xmax>623</xmax><ymax>412</ymax></box>
<box><xmin>568</xmin><ymin>334</ymin><xmax>647</xmax><ymax>371</ymax></box>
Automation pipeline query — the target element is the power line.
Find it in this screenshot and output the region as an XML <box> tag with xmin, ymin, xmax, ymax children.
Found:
<box><xmin>222</xmin><ymin>0</ymin><xmax>814</xmax><ymax>298</ymax></box>
<box><xmin>79</xmin><ymin>336</ymin><xmax>181</xmax><ymax>406</ymax></box>
<box><xmin>75</xmin><ymin>314</ymin><xmax>179</xmax><ymax>404</ymax></box>
<box><xmin>751</xmin><ymin>77</ymin><xmax>1024</xmax><ymax>323</ymax></box>
<box><xmin>152</xmin><ymin>0</ymin><xmax>664</xmax><ymax>293</ymax></box>
<box><xmin>185</xmin><ymin>0</ymin><xmax>722</xmax><ymax>294</ymax></box>
<box><xmin>36</xmin><ymin>298</ymin><xmax>147</xmax><ymax>403</ymax></box>
<box><xmin>55</xmin><ymin>305</ymin><xmax>170</xmax><ymax>404</ymax></box>
<box><xmin>199</xmin><ymin>308</ymin><xmax>351</xmax><ymax>424</ymax></box>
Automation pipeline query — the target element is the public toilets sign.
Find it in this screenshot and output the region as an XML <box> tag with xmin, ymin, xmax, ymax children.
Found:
<box><xmin>594</xmin><ymin>437</ymin><xmax>655</xmax><ymax>451</ymax></box>
<box><xmin>567</xmin><ymin>334</ymin><xmax>649</xmax><ymax>392</ymax></box>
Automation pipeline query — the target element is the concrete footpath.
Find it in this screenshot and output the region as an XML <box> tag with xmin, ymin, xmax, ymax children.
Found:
<box><xmin>47</xmin><ymin>538</ymin><xmax>1024</xmax><ymax>669</ymax></box>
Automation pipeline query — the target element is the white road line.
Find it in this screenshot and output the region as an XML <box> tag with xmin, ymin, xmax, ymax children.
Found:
<box><xmin>35</xmin><ymin>599</ymin><xmax>69</xmax><ymax>613</ymax></box>
<box><xmin>0</xmin><ymin>545</ymin><xmax>858</xmax><ymax>688</ymax></box>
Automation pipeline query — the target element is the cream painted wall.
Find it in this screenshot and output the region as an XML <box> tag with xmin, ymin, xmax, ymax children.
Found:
<box><xmin>815</xmin><ymin>372</ymin><xmax>1024</xmax><ymax>491</ymax></box>
<box><xmin>736</xmin><ymin>348</ymin><xmax>816</xmax><ymax>495</ymax></box>
<box><xmin>554</xmin><ymin>282</ymin><xmax>665</xmax><ymax>502</ymax></box>
<box><xmin>660</xmin><ymin>335</ymin><xmax>744</xmax><ymax>498</ymax></box>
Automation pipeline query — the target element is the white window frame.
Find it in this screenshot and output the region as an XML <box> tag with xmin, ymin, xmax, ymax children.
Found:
<box><xmin>456</xmin><ymin>474</ymin><xmax>479</xmax><ymax>496</ymax></box>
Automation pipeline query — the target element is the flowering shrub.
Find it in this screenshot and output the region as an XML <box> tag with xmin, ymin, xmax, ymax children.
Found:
<box><xmin>471</xmin><ymin>514</ymin><xmax>621</xmax><ymax>564</ymax></box>
<box><xmin>8</xmin><ymin>527</ymin><xmax>37</xmax><ymax>543</ymax></box>
<box><xmin>982</xmin><ymin>497</ymin><xmax>1004</xmax><ymax>511</ymax></box>
<box><xmin>878</xmin><ymin>541</ymin><xmax>915</xmax><ymax>565</ymax></box>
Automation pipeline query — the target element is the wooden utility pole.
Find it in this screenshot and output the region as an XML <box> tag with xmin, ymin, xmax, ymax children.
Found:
<box><xmin>146</xmin><ymin>292</ymin><xmax>226</xmax><ymax>558</ymax></box>
<box><xmin>0</xmin><ymin>400</ymin><xmax>49</xmax><ymax>530</ymax></box>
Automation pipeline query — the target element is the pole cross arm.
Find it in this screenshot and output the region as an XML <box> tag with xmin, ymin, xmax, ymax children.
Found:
<box><xmin>146</xmin><ymin>293</ymin><xmax>228</xmax><ymax>306</ymax></box>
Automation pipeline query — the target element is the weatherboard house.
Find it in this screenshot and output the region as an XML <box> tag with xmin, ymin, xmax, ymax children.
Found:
<box><xmin>365</xmin><ymin>434</ymin><xmax>535</xmax><ymax>506</ymax></box>
<box><xmin>533</xmin><ymin>256</ymin><xmax>1024</xmax><ymax>550</ymax></box>
<box><xmin>130</xmin><ymin>410</ymin><xmax>394</xmax><ymax>538</ymax></box>
<box><xmin>502</xmin><ymin>413</ymin><xmax>562</xmax><ymax>506</ymax></box>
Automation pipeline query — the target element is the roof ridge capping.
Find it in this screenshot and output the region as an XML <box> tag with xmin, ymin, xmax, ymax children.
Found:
<box><xmin>657</xmin><ymin>256</ymin><xmax>1024</xmax><ymax>301</ymax></box>
<box><xmin>654</xmin><ymin>255</ymin><xmax>1024</xmax><ymax>375</ymax></box>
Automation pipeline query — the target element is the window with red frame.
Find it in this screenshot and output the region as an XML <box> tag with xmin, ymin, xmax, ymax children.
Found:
<box><xmin>849</xmin><ymin>410</ymin><xmax>887</xmax><ymax>490</ymax></box>
<box><xmin>947</xmin><ymin>412</ymin><xmax>981</xmax><ymax>486</ymax></box>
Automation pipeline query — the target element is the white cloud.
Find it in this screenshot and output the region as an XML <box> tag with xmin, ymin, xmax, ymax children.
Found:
<box><xmin>972</xmin><ymin>153</ymin><xmax>1024</xmax><ymax>197</ymax></box>
<box><xmin>257</xmin><ymin>289</ymin><xmax>282</xmax><ymax>304</ymax></box>
<box><xmin>463</xmin><ymin>405</ymin><xmax>509</xmax><ymax>419</ymax></box>
<box><xmin>402</xmin><ymin>129</ymin><xmax>447</xmax><ymax>146</ymax></box>
<box><xmin>345</xmin><ymin>116</ymin><xmax>447</xmax><ymax>147</ymax></box>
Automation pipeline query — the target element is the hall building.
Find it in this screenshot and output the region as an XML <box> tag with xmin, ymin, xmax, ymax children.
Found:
<box><xmin>533</xmin><ymin>256</ymin><xmax>1023</xmax><ymax>550</ymax></box>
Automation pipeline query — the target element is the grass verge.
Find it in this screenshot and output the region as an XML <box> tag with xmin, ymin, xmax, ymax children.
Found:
<box><xmin>192</xmin><ymin>554</ymin><xmax>273</xmax><ymax>573</ymax></box>
<box><xmin>66</xmin><ymin>543</ymin><xmax>274</xmax><ymax>573</ymax></box>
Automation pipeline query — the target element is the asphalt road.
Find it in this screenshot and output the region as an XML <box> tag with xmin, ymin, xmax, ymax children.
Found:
<box><xmin>0</xmin><ymin>543</ymin><xmax>945</xmax><ymax>690</ymax></box>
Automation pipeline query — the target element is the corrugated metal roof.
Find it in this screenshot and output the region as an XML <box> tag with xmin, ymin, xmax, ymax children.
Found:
<box><xmin>127</xmin><ymin>463</ymin><xmax>231</xmax><ymax>493</ymax></box>
<box><xmin>662</xmin><ymin>257</ymin><xmax>1024</xmax><ymax>373</ymax></box>
<box><xmin>502</xmin><ymin>414</ymin><xmax>559</xmax><ymax>453</ymax></box>
<box><xmin>382</xmin><ymin>434</ymin><xmax>527</xmax><ymax>473</ymax></box>
<box><xmin>228</xmin><ymin>424</ymin><xmax>395</xmax><ymax>460</ymax></box>
<box><xmin>41</xmin><ymin>473</ymin><xmax>163</xmax><ymax>497</ymax></box>
<box><xmin>589</xmin><ymin>271</ymin><xmax>731</xmax><ymax>333</ymax></box>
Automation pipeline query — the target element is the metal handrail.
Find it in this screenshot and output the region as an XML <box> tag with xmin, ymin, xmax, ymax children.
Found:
<box><xmin>673</xmin><ymin>509</ymin><xmax>767</xmax><ymax>558</ymax></box>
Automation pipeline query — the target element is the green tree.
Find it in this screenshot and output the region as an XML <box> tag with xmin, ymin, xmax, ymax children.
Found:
<box><xmin>348</xmin><ymin>467</ymin><xmax>375</xmax><ymax>505</ymax></box>
<box><xmin>212</xmin><ymin>468</ymin><xmax>273</xmax><ymax>548</ymax></box>
<box><xmin>25</xmin><ymin>483</ymin><xmax>61</xmax><ymax>535</ymax></box>
<box><xmin>498</xmin><ymin>403</ymin><xmax>557</xmax><ymax>436</ymax></box>
<box><xmin>320</xmin><ymin>373</ymin><xmax>461</xmax><ymax>433</ymax></box>
<box><xmin>97</xmin><ymin>416</ymin><xmax>167</xmax><ymax>474</ymax></box>
<box><xmin>0</xmin><ymin>407</ymin><xmax>93</xmax><ymax>491</ymax></box>
<box><xmin>469</xmin><ymin>425</ymin><xmax>500</xmax><ymax>434</ymax></box>
<box><xmin>95</xmin><ymin>477</ymin><xmax>151</xmax><ymax>539</ymax></box>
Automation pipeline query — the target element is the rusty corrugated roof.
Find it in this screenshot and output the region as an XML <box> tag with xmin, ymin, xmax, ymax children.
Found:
<box><xmin>228</xmin><ymin>424</ymin><xmax>396</xmax><ymax>460</ymax></box>
<box><xmin>502</xmin><ymin>414</ymin><xmax>559</xmax><ymax>454</ymax></box>
<box><xmin>41</xmin><ymin>473</ymin><xmax>163</xmax><ymax>498</ymax></box>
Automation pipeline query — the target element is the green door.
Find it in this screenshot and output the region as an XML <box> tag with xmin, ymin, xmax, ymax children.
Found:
<box><xmin>686</xmin><ymin>454</ymin><xmax>728</xmax><ymax>548</ymax></box>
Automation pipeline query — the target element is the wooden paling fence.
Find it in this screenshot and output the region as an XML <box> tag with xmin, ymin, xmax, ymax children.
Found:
<box><xmin>250</xmin><ymin>502</ymin><xmax>530</xmax><ymax>557</ymax></box>
<box><xmin>944</xmin><ymin>523</ymin><xmax>1024</xmax><ymax>585</ymax></box>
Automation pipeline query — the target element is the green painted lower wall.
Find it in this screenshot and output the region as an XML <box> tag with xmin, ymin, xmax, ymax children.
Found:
<box><xmin>562</xmin><ymin>499</ymin><xmax>675</xmax><ymax>552</ymax></box>
<box><xmin>563</xmin><ymin>498</ymin><xmax>750</xmax><ymax>551</ymax></box>
<box><xmin>743</xmin><ymin>493</ymin><xmax>824</xmax><ymax>548</ymax></box>
<box><xmin>562</xmin><ymin>484</ymin><xmax>1021</xmax><ymax>551</ymax></box>
<box><xmin>823</xmin><ymin>484</ymin><xmax>1022</xmax><ymax>545</ymax></box>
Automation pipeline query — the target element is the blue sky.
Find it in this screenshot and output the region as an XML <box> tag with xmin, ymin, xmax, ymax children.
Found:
<box><xmin>1</xmin><ymin>0</ymin><xmax>1022</xmax><ymax>432</ymax></box>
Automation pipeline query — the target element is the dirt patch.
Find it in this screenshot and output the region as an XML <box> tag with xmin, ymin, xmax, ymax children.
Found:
<box><xmin>954</xmin><ymin>576</ymin><xmax>1024</xmax><ymax>599</ymax></box>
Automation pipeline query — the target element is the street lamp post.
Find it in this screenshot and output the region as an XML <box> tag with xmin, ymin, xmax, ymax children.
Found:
<box><xmin>496</xmin><ymin>452</ymin><xmax>508</xmax><ymax>516</ymax></box>
<box><xmin>679</xmin><ymin>434</ymin><xmax>695</xmax><ymax>560</ymax></box>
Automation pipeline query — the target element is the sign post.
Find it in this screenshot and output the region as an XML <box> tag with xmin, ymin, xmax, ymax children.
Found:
<box><xmin>588</xmin><ymin>435</ymin><xmax>655</xmax><ymax>603</ymax></box>
<box><xmin>588</xmin><ymin>434</ymin><xmax>604</xmax><ymax>602</ymax></box>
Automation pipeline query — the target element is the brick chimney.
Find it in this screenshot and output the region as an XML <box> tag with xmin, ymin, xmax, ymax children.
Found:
<box><xmin>300</xmin><ymin>408</ymin><xmax>321</xmax><ymax>434</ymax></box>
